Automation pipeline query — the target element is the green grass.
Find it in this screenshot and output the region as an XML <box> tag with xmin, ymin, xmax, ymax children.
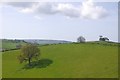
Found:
<box><xmin>2</xmin><ymin>43</ymin><xmax>118</xmax><ymax>78</ymax></box>
<box><xmin>0</xmin><ymin>52</ymin><xmax>2</xmax><ymax>79</ymax></box>
<box><xmin>0</xmin><ymin>39</ymin><xmax>26</xmax><ymax>50</ymax></box>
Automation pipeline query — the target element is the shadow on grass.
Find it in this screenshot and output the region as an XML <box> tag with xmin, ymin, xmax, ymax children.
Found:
<box><xmin>22</xmin><ymin>59</ymin><xmax>53</xmax><ymax>69</ymax></box>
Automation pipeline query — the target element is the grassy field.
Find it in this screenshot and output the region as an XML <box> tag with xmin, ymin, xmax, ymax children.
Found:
<box><xmin>2</xmin><ymin>42</ymin><xmax>118</xmax><ymax>78</ymax></box>
<box><xmin>0</xmin><ymin>39</ymin><xmax>26</xmax><ymax>50</ymax></box>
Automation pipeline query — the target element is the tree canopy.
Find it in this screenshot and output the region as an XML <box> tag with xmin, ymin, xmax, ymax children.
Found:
<box><xmin>18</xmin><ymin>44</ymin><xmax>40</xmax><ymax>66</ymax></box>
<box><xmin>77</xmin><ymin>36</ymin><xmax>86</xmax><ymax>43</ymax></box>
<box><xmin>99</xmin><ymin>36</ymin><xmax>109</xmax><ymax>41</ymax></box>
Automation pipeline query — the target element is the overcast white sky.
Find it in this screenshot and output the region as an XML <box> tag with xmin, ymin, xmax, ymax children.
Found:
<box><xmin>0</xmin><ymin>0</ymin><xmax>118</xmax><ymax>42</ymax></box>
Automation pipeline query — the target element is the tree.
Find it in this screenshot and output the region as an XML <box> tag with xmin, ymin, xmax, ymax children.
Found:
<box><xmin>77</xmin><ymin>36</ymin><xmax>86</xmax><ymax>43</ymax></box>
<box><xmin>17</xmin><ymin>44</ymin><xmax>40</xmax><ymax>66</ymax></box>
<box><xmin>99</xmin><ymin>35</ymin><xmax>104</xmax><ymax>41</ymax></box>
<box><xmin>104</xmin><ymin>37</ymin><xmax>109</xmax><ymax>41</ymax></box>
<box><xmin>99</xmin><ymin>35</ymin><xmax>109</xmax><ymax>41</ymax></box>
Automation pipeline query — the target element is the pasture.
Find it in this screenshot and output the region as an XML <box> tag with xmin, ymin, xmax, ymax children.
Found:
<box><xmin>2</xmin><ymin>42</ymin><xmax>118</xmax><ymax>78</ymax></box>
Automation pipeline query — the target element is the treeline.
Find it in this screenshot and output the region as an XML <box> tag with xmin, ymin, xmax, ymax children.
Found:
<box><xmin>74</xmin><ymin>41</ymin><xmax>120</xmax><ymax>47</ymax></box>
<box><xmin>1</xmin><ymin>48</ymin><xmax>20</xmax><ymax>52</ymax></box>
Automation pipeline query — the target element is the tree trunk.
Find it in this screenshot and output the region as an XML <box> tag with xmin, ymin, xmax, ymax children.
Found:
<box><xmin>28</xmin><ymin>58</ymin><xmax>31</xmax><ymax>66</ymax></box>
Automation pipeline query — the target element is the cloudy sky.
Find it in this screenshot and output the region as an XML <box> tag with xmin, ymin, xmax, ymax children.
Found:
<box><xmin>0</xmin><ymin>0</ymin><xmax>118</xmax><ymax>42</ymax></box>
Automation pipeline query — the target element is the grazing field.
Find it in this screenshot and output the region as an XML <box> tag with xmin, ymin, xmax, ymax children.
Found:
<box><xmin>0</xmin><ymin>39</ymin><xmax>26</xmax><ymax>50</ymax></box>
<box><xmin>2</xmin><ymin>43</ymin><xmax>118</xmax><ymax>78</ymax></box>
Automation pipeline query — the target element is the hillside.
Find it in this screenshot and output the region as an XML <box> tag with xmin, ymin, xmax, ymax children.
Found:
<box><xmin>0</xmin><ymin>39</ymin><xmax>27</xmax><ymax>51</ymax></box>
<box><xmin>2</xmin><ymin>42</ymin><xmax>118</xmax><ymax>78</ymax></box>
<box><xmin>0</xmin><ymin>39</ymin><xmax>72</xmax><ymax>51</ymax></box>
<box><xmin>24</xmin><ymin>39</ymin><xmax>72</xmax><ymax>44</ymax></box>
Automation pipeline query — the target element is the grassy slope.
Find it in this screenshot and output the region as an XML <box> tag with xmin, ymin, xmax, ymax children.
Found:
<box><xmin>0</xmin><ymin>40</ymin><xmax>26</xmax><ymax>50</ymax></box>
<box><xmin>0</xmin><ymin>52</ymin><xmax>1</xmax><ymax>78</ymax></box>
<box><xmin>2</xmin><ymin>43</ymin><xmax>118</xmax><ymax>78</ymax></box>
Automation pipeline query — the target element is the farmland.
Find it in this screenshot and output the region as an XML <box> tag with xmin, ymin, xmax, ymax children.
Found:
<box><xmin>2</xmin><ymin>42</ymin><xmax>119</xmax><ymax>78</ymax></box>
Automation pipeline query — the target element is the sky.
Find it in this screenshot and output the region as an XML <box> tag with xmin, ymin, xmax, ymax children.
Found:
<box><xmin>0</xmin><ymin>0</ymin><xmax>118</xmax><ymax>42</ymax></box>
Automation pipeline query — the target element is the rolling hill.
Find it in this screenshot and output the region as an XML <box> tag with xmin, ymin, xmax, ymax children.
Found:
<box><xmin>0</xmin><ymin>39</ymin><xmax>72</xmax><ymax>51</ymax></box>
<box><xmin>0</xmin><ymin>39</ymin><xmax>27</xmax><ymax>51</ymax></box>
<box><xmin>2</xmin><ymin>42</ymin><xmax>119</xmax><ymax>78</ymax></box>
<box><xmin>24</xmin><ymin>39</ymin><xmax>72</xmax><ymax>44</ymax></box>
